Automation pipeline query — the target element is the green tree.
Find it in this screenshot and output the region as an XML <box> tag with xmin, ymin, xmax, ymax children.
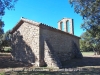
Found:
<box><xmin>0</xmin><ymin>0</ymin><xmax>18</xmax><ymax>51</ymax></box>
<box><xmin>0</xmin><ymin>0</ymin><xmax>18</xmax><ymax>35</ymax></box>
<box><xmin>69</xmin><ymin>0</ymin><xmax>100</xmax><ymax>35</ymax></box>
<box><xmin>69</xmin><ymin>0</ymin><xmax>100</xmax><ymax>54</ymax></box>
<box><xmin>69</xmin><ymin>0</ymin><xmax>100</xmax><ymax>30</ymax></box>
<box><xmin>0</xmin><ymin>30</ymin><xmax>11</xmax><ymax>52</ymax></box>
<box><xmin>80</xmin><ymin>31</ymin><xmax>100</xmax><ymax>55</ymax></box>
<box><xmin>2</xmin><ymin>30</ymin><xmax>11</xmax><ymax>46</ymax></box>
<box><xmin>80</xmin><ymin>31</ymin><xmax>93</xmax><ymax>52</ymax></box>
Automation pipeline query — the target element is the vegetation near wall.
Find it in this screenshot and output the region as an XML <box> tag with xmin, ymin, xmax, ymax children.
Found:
<box><xmin>0</xmin><ymin>0</ymin><xmax>18</xmax><ymax>53</ymax></box>
<box><xmin>69</xmin><ymin>0</ymin><xmax>100</xmax><ymax>55</ymax></box>
<box><xmin>0</xmin><ymin>31</ymin><xmax>11</xmax><ymax>53</ymax></box>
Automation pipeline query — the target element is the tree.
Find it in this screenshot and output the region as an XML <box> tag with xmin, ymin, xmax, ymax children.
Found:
<box><xmin>0</xmin><ymin>0</ymin><xmax>18</xmax><ymax>34</ymax></box>
<box><xmin>2</xmin><ymin>30</ymin><xmax>11</xmax><ymax>46</ymax></box>
<box><xmin>0</xmin><ymin>0</ymin><xmax>18</xmax><ymax>51</ymax></box>
<box><xmin>80</xmin><ymin>30</ymin><xmax>100</xmax><ymax>55</ymax></box>
<box><xmin>80</xmin><ymin>31</ymin><xmax>93</xmax><ymax>52</ymax></box>
<box><xmin>69</xmin><ymin>0</ymin><xmax>100</xmax><ymax>35</ymax></box>
<box><xmin>69</xmin><ymin>0</ymin><xmax>100</xmax><ymax>30</ymax></box>
<box><xmin>0</xmin><ymin>30</ymin><xmax>11</xmax><ymax>52</ymax></box>
<box><xmin>69</xmin><ymin>0</ymin><xmax>100</xmax><ymax>54</ymax></box>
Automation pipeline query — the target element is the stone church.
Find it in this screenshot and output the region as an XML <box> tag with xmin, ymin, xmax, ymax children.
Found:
<box><xmin>10</xmin><ymin>17</ymin><xmax>82</xmax><ymax>68</ymax></box>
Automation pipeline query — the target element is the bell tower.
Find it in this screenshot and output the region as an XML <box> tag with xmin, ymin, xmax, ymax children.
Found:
<box><xmin>58</xmin><ymin>18</ymin><xmax>74</xmax><ymax>35</ymax></box>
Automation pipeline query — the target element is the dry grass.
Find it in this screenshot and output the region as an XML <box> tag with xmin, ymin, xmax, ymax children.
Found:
<box><xmin>0</xmin><ymin>52</ymin><xmax>100</xmax><ymax>75</ymax></box>
<box><xmin>81</xmin><ymin>52</ymin><xmax>94</xmax><ymax>56</ymax></box>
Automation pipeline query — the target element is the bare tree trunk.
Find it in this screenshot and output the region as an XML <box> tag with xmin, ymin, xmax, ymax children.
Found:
<box><xmin>97</xmin><ymin>50</ymin><xmax>100</xmax><ymax>55</ymax></box>
<box><xmin>93</xmin><ymin>48</ymin><xmax>97</xmax><ymax>55</ymax></box>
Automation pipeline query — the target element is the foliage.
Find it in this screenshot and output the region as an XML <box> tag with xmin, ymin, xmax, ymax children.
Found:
<box><xmin>80</xmin><ymin>31</ymin><xmax>100</xmax><ymax>54</ymax></box>
<box><xmin>80</xmin><ymin>31</ymin><xmax>93</xmax><ymax>52</ymax></box>
<box><xmin>0</xmin><ymin>72</ymin><xmax>4</xmax><ymax>75</ymax></box>
<box><xmin>0</xmin><ymin>30</ymin><xmax>11</xmax><ymax>52</ymax></box>
<box><xmin>0</xmin><ymin>0</ymin><xmax>18</xmax><ymax>52</ymax></box>
<box><xmin>69</xmin><ymin>0</ymin><xmax>100</xmax><ymax>54</ymax></box>
<box><xmin>69</xmin><ymin>0</ymin><xmax>100</xmax><ymax>30</ymax></box>
<box><xmin>69</xmin><ymin>0</ymin><xmax>100</xmax><ymax>36</ymax></box>
<box><xmin>0</xmin><ymin>0</ymin><xmax>18</xmax><ymax>34</ymax></box>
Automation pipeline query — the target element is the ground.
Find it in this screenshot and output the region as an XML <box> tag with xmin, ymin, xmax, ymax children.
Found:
<box><xmin>64</xmin><ymin>52</ymin><xmax>100</xmax><ymax>68</ymax></box>
<box><xmin>0</xmin><ymin>52</ymin><xmax>100</xmax><ymax>75</ymax></box>
<box><xmin>0</xmin><ymin>53</ymin><xmax>32</xmax><ymax>68</ymax></box>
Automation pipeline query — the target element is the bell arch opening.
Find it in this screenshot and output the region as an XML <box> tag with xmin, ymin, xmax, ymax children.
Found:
<box><xmin>58</xmin><ymin>18</ymin><xmax>74</xmax><ymax>35</ymax></box>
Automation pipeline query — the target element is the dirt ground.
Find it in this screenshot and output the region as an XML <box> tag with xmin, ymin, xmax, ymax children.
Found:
<box><xmin>0</xmin><ymin>53</ymin><xmax>100</xmax><ymax>75</ymax></box>
<box><xmin>0</xmin><ymin>53</ymin><xmax>32</xmax><ymax>68</ymax></box>
<box><xmin>0</xmin><ymin>53</ymin><xmax>100</xmax><ymax>69</ymax></box>
<box><xmin>64</xmin><ymin>55</ymin><xmax>100</xmax><ymax>68</ymax></box>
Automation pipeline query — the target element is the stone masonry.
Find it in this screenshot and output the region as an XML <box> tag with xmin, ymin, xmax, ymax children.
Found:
<box><xmin>10</xmin><ymin>17</ymin><xmax>83</xmax><ymax>68</ymax></box>
<box><xmin>58</xmin><ymin>18</ymin><xmax>74</xmax><ymax>34</ymax></box>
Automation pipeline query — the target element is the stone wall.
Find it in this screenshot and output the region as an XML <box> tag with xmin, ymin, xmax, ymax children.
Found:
<box><xmin>39</xmin><ymin>24</ymin><xmax>82</xmax><ymax>68</ymax></box>
<box><xmin>11</xmin><ymin>22</ymin><xmax>40</xmax><ymax>66</ymax></box>
<box><xmin>11</xmin><ymin>19</ymin><xmax>82</xmax><ymax>68</ymax></box>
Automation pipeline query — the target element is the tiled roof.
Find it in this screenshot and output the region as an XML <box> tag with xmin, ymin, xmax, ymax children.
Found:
<box><xmin>10</xmin><ymin>17</ymin><xmax>80</xmax><ymax>39</ymax></box>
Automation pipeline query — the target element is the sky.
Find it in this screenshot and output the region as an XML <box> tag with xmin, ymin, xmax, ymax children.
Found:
<box><xmin>2</xmin><ymin>0</ymin><xmax>84</xmax><ymax>37</ymax></box>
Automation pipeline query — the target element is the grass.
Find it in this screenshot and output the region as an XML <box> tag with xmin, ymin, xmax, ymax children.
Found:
<box><xmin>0</xmin><ymin>72</ymin><xmax>4</xmax><ymax>75</ymax></box>
<box><xmin>3</xmin><ymin>70</ymin><xmax>100</xmax><ymax>75</ymax></box>
<box><xmin>0</xmin><ymin>51</ymin><xmax>99</xmax><ymax>75</ymax></box>
<box><xmin>0</xmin><ymin>47</ymin><xmax>12</xmax><ymax>53</ymax></box>
<box><xmin>81</xmin><ymin>52</ymin><xmax>94</xmax><ymax>56</ymax></box>
<box><xmin>4</xmin><ymin>47</ymin><xmax>11</xmax><ymax>51</ymax></box>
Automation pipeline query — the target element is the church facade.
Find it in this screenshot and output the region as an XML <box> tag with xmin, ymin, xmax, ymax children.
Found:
<box><xmin>10</xmin><ymin>17</ymin><xmax>82</xmax><ymax>68</ymax></box>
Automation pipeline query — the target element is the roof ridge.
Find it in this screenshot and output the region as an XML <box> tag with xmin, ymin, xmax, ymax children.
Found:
<box><xmin>40</xmin><ymin>23</ymin><xmax>80</xmax><ymax>38</ymax></box>
<box><xmin>10</xmin><ymin>17</ymin><xmax>80</xmax><ymax>38</ymax></box>
<box><xmin>21</xmin><ymin>17</ymin><xmax>41</xmax><ymax>25</ymax></box>
<box><xmin>40</xmin><ymin>23</ymin><xmax>57</xmax><ymax>30</ymax></box>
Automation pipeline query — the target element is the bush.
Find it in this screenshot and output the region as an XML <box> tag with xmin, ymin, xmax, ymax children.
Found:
<box><xmin>0</xmin><ymin>47</ymin><xmax>11</xmax><ymax>53</ymax></box>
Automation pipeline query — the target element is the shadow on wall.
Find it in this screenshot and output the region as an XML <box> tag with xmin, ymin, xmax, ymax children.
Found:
<box><xmin>71</xmin><ymin>41</ymin><xmax>83</xmax><ymax>59</ymax></box>
<box><xmin>44</xmin><ymin>39</ymin><xmax>62</xmax><ymax>68</ymax></box>
<box><xmin>11</xmin><ymin>31</ymin><xmax>35</xmax><ymax>64</ymax></box>
<box><xmin>61</xmin><ymin>41</ymin><xmax>83</xmax><ymax>65</ymax></box>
